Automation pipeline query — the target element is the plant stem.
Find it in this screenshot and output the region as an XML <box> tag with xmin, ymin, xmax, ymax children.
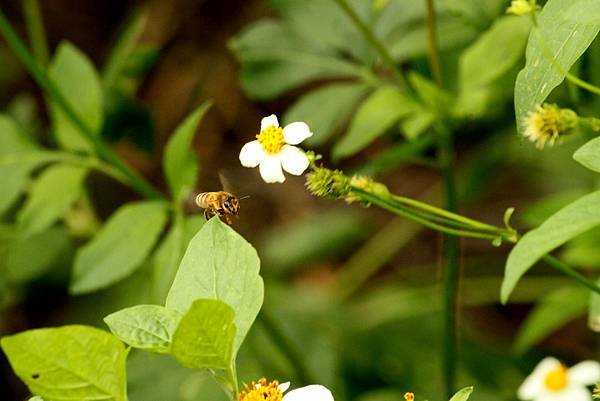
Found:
<box><xmin>333</xmin><ymin>0</ymin><xmax>410</xmax><ymax>90</ymax></box>
<box><xmin>425</xmin><ymin>0</ymin><xmax>442</xmax><ymax>86</ymax></box>
<box><xmin>542</xmin><ymin>255</ymin><xmax>600</xmax><ymax>296</ymax></box>
<box><xmin>0</xmin><ymin>10</ymin><xmax>164</xmax><ymax>200</ymax></box>
<box><xmin>22</xmin><ymin>0</ymin><xmax>48</xmax><ymax>65</ymax></box>
<box><xmin>257</xmin><ymin>308</ymin><xmax>314</xmax><ymax>385</ymax></box>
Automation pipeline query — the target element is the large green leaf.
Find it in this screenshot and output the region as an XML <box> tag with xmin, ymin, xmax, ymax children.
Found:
<box><xmin>163</xmin><ymin>102</ymin><xmax>211</xmax><ymax>201</ymax></box>
<box><xmin>171</xmin><ymin>299</ymin><xmax>236</xmax><ymax>370</ymax></box>
<box><xmin>48</xmin><ymin>41</ymin><xmax>103</xmax><ymax>152</ymax></box>
<box><xmin>514</xmin><ymin>286</ymin><xmax>588</xmax><ymax>352</ymax></box>
<box><xmin>502</xmin><ymin>190</ymin><xmax>600</xmax><ymax>303</ymax></box>
<box><xmin>590</xmin><ymin>278</ymin><xmax>600</xmax><ymax>331</ymax></box>
<box><xmin>1</xmin><ymin>325</ymin><xmax>128</xmax><ymax>401</ymax></box>
<box><xmin>0</xmin><ymin>115</ymin><xmax>39</xmax><ymax>214</ymax></box>
<box><xmin>573</xmin><ymin>137</ymin><xmax>600</xmax><ymax>173</ymax></box>
<box><xmin>104</xmin><ymin>305</ymin><xmax>182</xmax><ymax>352</ymax></box>
<box><xmin>71</xmin><ymin>201</ymin><xmax>168</xmax><ymax>294</ymax></box>
<box><xmin>564</xmin><ymin>0</ymin><xmax>600</xmax><ymax>25</ymax></box>
<box><xmin>17</xmin><ymin>165</ymin><xmax>88</xmax><ymax>235</ymax></box>
<box><xmin>283</xmin><ymin>82</ymin><xmax>370</xmax><ymax>147</ymax></box>
<box><xmin>514</xmin><ymin>0</ymin><xmax>599</xmax><ymax>133</ymax></box>
<box><xmin>332</xmin><ymin>86</ymin><xmax>418</xmax><ymax>160</ymax></box>
<box><xmin>166</xmin><ymin>217</ymin><xmax>263</xmax><ymax>353</ymax></box>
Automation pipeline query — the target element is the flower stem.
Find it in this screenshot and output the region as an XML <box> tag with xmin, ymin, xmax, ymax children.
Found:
<box><xmin>332</xmin><ymin>0</ymin><xmax>410</xmax><ymax>90</ymax></box>
<box><xmin>0</xmin><ymin>10</ymin><xmax>164</xmax><ymax>200</ymax></box>
<box><xmin>542</xmin><ymin>255</ymin><xmax>600</xmax><ymax>296</ymax></box>
<box><xmin>22</xmin><ymin>0</ymin><xmax>48</xmax><ymax>65</ymax></box>
<box><xmin>425</xmin><ymin>0</ymin><xmax>442</xmax><ymax>86</ymax></box>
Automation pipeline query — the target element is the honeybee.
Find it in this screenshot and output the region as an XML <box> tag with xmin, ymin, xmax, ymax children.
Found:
<box><xmin>195</xmin><ymin>191</ymin><xmax>241</xmax><ymax>224</ymax></box>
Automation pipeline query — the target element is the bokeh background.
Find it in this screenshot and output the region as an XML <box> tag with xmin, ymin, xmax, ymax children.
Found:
<box><xmin>1</xmin><ymin>0</ymin><xmax>599</xmax><ymax>400</ymax></box>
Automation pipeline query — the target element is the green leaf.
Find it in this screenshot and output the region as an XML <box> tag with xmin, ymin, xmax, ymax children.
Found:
<box><xmin>229</xmin><ymin>20</ymin><xmax>360</xmax><ymax>99</ymax></box>
<box><xmin>48</xmin><ymin>41</ymin><xmax>103</xmax><ymax>152</ymax></box>
<box><xmin>17</xmin><ymin>165</ymin><xmax>88</xmax><ymax>235</ymax></box>
<box><xmin>332</xmin><ymin>86</ymin><xmax>418</xmax><ymax>160</ymax></box>
<box><xmin>514</xmin><ymin>0</ymin><xmax>599</xmax><ymax>133</ymax></box>
<box><xmin>163</xmin><ymin>101</ymin><xmax>211</xmax><ymax>201</ymax></box>
<box><xmin>104</xmin><ymin>305</ymin><xmax>182</xmax><ymax>352</ymax></box>
<box><xmin>171</xmin><ymin>299</ymin><xmax>236</xmax><ymax>370</ymax></box>
<box><xmin>449</xmin><ymin>386</ymin><xmax>474</xmax><ymax>401</ymax></box>
<box><xmin>502</xmin><ymin>190</ymin><xmax>600</xmax><ymax>303</ymax></box>
<box><xmin>589</xmin><ymin>278</ymin><xmax>600</xmax><ymax>331</ymax></box>
<box><xmin>573</xmin><ymin>137</ymin><xmax>600</xmax><ymax>173</ymax></box>
<box><xmin>283</xmin><ymin>82</ymin><xmax>369</xmax><ymax>147</ymax></box>
<box><xmin>152</xmin><ymin>215</ymin><xmax>205</xmax><ymax>303</ymax></box>
<box><xmin>514</xmin><ymin>286</ymin><xmax>588</xmax><ymax>352</ymax></box>
<box><xmin>71</xmin><ymin>201</ymin><xmax>168</xmax><ymax>294</ymax></box>
<box><xmin>166</xmin><ymin>217</ymin><xmax>263</xmax><ymax>353</ymax></box>
<box><xmin>0</xmin><ymin>115</ymin><xmax>39</xmax><ymax>214</ymax></box>
<box><xmin>564</xmin><ymin>0</ymin><xmax>600</xmax><ymax>25</ymax></box>
<box><xmin>1</xmin><ymin>325</ymin><xmax>128</xmax><ymax>401</ymax></box>
<box><xmin>0</xmin><ymin>225</ymin><xmax>71</xmax><ymax>284</ymax></box>
<box><xmin>459</xmin><ymin>17</ymin><xmax>530</xmax><ymax>89</ymax></box>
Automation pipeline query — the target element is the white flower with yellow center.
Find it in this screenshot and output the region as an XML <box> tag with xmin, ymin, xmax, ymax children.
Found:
<box><xmin>239</xmin><ymin>115</ymin><xmax>312</xmax><ymax>183</ymax></box>
<box><xmin>239</xmin><ymin>378</ymin><xmax>333</xmax><ymax>401</ymax></box>
<box><xmin>518</xmin><ymin>357</ymin><xmax>600</xmax><ymax>401</ymax></box>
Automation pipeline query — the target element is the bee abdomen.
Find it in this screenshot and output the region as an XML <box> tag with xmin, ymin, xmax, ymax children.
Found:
<box><xmin>195</xmin><ymin>192</ymin><xmax>211</xmax><ymax>208</ymax></box>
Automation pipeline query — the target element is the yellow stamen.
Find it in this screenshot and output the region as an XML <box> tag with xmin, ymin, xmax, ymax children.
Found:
<box><xmin>256</xmin><ymin>125</ymin><xmax>286</xmax><ymax>155</ymax></box>
<box><xmin>240</xmin><ymin>378</ymin><xmax>283</xmax><ymax>401</ymax></box>
<box><xmin>544</xmin><ymin>365</ymin><xmax>568</xmax><ymax>392</ymax></box>
<box><xmin>404</xmin><ymin>392</ymin><xmax>415</xmax><ymax>401</ymax></box>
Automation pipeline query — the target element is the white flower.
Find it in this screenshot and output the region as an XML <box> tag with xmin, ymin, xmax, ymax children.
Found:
<box><xmin>240</xmin><ymin>378</ymin><xmax>333</xmax><ymax>401</ymax></box>
<box><xmin>239</xmin><ymin>114</ymin><xmax>312</xmax><ymax>183</ymax></box>
<box><xmin>518</xmin><ymin>357</ymin><xmax>600</xmax><ymax>401</ymax></box>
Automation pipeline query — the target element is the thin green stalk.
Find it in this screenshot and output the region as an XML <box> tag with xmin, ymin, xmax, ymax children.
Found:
<box><xmin>354</xmin><ymin>189</ymin><xmax>501</xmax><ymax>241</ymax></box>
<box><xmin>22</xmin><ymin>0</ymin><xmax>48</xmax><ymax>65</ymax></box>
<box><xmin>257</xmin><ymin>309</ymin><xmax>314</xmax><ymax>385</ymax></box>
<box><xmin>425</xmin><ymin>0</ymin><xmax>442</xmax><ymax>86</ymax></box>
<box><xmin>0</xmin><ymin>10</ymin><xmax>163</xmax><ymax>200</ymax></box>
<box><xmin>437</xmin><ymin>128</ymin><xmax>459</xmax><ymax>400</ymax></box>
<box><xmin>542</xmin><ymin>255</ymin><xmax>600</xmax><ymax>296</ymax></box>
<box><xmin>332</xmin><ymin>0</ymin><xmax>410</xmax><ymax>90</ymax></box>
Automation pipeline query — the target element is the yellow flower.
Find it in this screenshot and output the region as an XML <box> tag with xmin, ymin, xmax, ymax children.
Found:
<box><xmin>240</xmin><ymin>378</ymin><xmax>334</xmax><ymax>401</ymax></box>
<box><xmin>506</xmin><ymin>0</ymin><xmax>533</xmax><ymax>15</ymax></box>
<box><xmin>522</xmin><ymin>103</ymin><xmax>578</xmax><ymax>149</ymax></box>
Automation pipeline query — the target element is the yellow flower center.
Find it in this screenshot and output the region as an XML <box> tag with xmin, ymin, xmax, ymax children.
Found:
<box><xmin>544</xmin><ymin>365</ymin><xmax>568</xmax><ymax>392</ymax></box>
<box><xmin>404</xmin><ymin>392</ymin><xmax>415</xmax><ymax>401</ymax></box>
<box><xmin>240</xmin><ymin>378</ymin><xmax>283</xmax><ymax>401</ymax></box>
<box><xmin>256</xmin><ymin>125</ymin><xmax>285</xmax><ymax>155</ymax></box>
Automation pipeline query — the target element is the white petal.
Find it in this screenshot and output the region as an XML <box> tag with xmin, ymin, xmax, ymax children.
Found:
<box><xmin>261</xmin><ymin>114</ymin><xmax>279</xmax><ymax>131</ymax></box>
<box><xmin>280</xmin><ymin>145</ymin><xmax>309</xmax><ymax>176</ymax></box>
<box><xmin>239</xmin><ymin>140</ymin><xmax>266</xmax><ymax>168</ymax></box>
<box><xmin>537</xmin><ymin>386</ymin><xmax>592</xmax><ymax>401</ymax></box>
<box><xmin>569</xmin><ymin>361</ymin><xmax>600</xmax><ymax>386</ymax></box>
<box><xmin>283</xmin><ymin>122</ymin><xmax>313</xmax><ymax>145</ymax></box>
<box><xmin>279</xmin><ymin>382</ymin><xmax>291</xmax><ymax>393</ymax></box>
<box><xmin>259</xmin><ymin>155</ymin><xmax>285</xmax><ymax>183</ymax></box>
<box><xmin>518</xmin><ymin>358</ymin><xmax>562</xmax><ymax>400</ymax></box>
<box><xmin>282</xmin><ymin>385</ymin><xmax>334</xmax><ymax>401</ymax></box>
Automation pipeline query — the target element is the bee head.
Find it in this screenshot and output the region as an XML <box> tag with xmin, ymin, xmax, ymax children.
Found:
<box><xmin>223</xmin><ymin>196</ymin><xmax>240</xmax><ymax>215</ymax></box>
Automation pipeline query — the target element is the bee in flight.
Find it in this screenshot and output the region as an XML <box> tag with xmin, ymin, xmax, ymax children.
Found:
<box><xmin>195</xmin><ymin>191</ymin><xmax>243</xmax><ymax>224</ymax></box>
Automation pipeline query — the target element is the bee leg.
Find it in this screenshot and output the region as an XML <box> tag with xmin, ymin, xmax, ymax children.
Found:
<box><xmin>204</xmin><ymin>209</ymin><xmax>215</xmax><ymax>221</ymax></box>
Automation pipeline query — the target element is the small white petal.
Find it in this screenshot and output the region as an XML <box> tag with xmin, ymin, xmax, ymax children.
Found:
<box><xmin>537</xmin><ymin>386</ymin><xmax>592</xmax><ymax>401</ymax></box>
<box><xmin>518</xmin><ymin>358</ymin><xmax>562</xmax><ymax>400</ymax></box>
<box><xmin>239</xmin><ymin>140</ymin><xmax>266</xmax><ymax>168</ymax></box>
<box><xmin>279</xmin><ymin>382</ymin><xmax>291</xmax><ymax>393</ymax></box>
<box><xmin>282</xmin><ymin>385</ymin><xmax>334</xmax><ymax>401</ymax></box>
<box><xmin>280</xmin><ymin>145</ymin><xmax>309</xmax><ymax>176</ymax></box>
<box><xmin>569</xmin><ymin>361</ymin><xmax>600</xmax><ymax>386</ymax></box>
<box><xmin>259</xmin><ymin>155</ymin><xmax>285</xmax><ymax>183</ymax></box>
<box><xmin>261</xmin><ymin>114</ymin><xmax>279</xmax><ymax>131</ymax></box>
<box><xmin>283</xmin><ymin>122</ymin><xmax>313</xmax><ymax>145</ymax></box>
